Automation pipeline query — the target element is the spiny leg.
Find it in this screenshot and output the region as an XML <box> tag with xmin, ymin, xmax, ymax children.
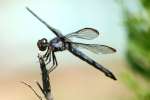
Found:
<box><xmin>43</xmin><ymin>48</ymin><xmax>49</xmax><ymax>58</ymax></box>
<box><xmin>46</xmin><ymin>51</ymin><xmax>52</xmax><ymax>65</ymax></box>
<box><xmin>44</xmin><ymin>52</ymin><xmax>50</xmax><ymax>62</ymax></box>
<box><xmin>54</xmin><ymin>53</ymin><xmax>58</xmax><ymax>66</ymax></box>
<box><xmin>44</xmin><ymin>49</ymin><xmax>51</xmax><ymax>62</ymax></box>
<box><xmin>47</xmin><ymin>51</ymin><xmax>55</xmax><ymax>73</ymax></box>
<box><xmin>48</xmin><ymin>52</ymin><xmax>58</xmax><ymax>73</ymax></box>
<box><xmin>44</xmin><ymin>49</ymin><xmax>51</xmax><ymax>61</ymax></box>
<box><xmin>48</xmin><ymin>51</ymin><xmax>56</xmax><ymax>72</ymax></box>
<box><xmin>50</xmin><ymin>52</ymin><xmax>58</xmax><ymax>72</ymax></box>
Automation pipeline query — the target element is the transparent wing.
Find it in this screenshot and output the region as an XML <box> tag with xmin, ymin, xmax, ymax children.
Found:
<box><xmin>26</xmin><ymin>7</ymin><xmax>63</xmax><ymax>37</ymax></box>
<box><xmin>70</xmin><ymin>42</ymin><xmax>116</xmax><ymax>54</ymax></box>
<box><xmin>65</xmin><ymin>28</ymin><xmax>99</xmax><ymax>40</ymax></box>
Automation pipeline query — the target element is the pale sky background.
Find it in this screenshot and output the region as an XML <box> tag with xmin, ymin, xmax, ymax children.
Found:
<box><xmin>0</xmin><ymin>0</ymin><xmax>126</xmax><ymax>73</ymax></box>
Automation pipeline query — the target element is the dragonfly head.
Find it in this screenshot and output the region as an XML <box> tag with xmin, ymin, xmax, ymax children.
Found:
<box><xmin>37</xmin><ymin>38</ymin><xmax>48</xmax><ymax>51</ymax></box>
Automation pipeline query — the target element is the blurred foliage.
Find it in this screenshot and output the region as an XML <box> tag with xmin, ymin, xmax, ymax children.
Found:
<box><xmin>121</xmin><ymin>73</ymin><xmax>150</xmax><ymax>100</ymax></box>
<box><xmin>120</xmin><ymin>0</ymin><xmax>150</xmax><ymax>78</ymax></box>
<box><xmin>118</xmin><ymin>0</ymin><xmax>150</xmax><ymax>100</ymax></box>
<box><xmin>140</xmin><ymin>0</ymin><xmax>150</xmax><ymax>9</ymax></box>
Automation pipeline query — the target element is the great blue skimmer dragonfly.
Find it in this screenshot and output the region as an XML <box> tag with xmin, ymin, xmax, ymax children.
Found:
<box><xmin>26</xmin><ymin>7</ymin><xmax>117</xmax><ymax>80</ymax></box>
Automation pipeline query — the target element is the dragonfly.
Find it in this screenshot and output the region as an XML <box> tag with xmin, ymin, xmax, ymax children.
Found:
<box><xmin>26</xmin><ymin>7</ymin><xmax>117</xmax><ymax>80</ymax></box>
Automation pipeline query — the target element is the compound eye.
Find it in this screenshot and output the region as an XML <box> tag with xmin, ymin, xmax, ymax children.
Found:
<box><xmin>41</xmin><ymin>38</ymin><xmax>47</xmax><ymax>44</ymax></box>
<box><xmin>37</xmin><ymin>38</ymin><xmax>48</xmax><ymax>51</ymax></box>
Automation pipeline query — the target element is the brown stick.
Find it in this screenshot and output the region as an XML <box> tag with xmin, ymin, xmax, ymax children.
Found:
<box><xmin>22</xmin><ymin>54</ymin><xmax>53</xmax><ymax>100</ymax></box>
<box><xmin>38</xmin><ymin>54</ymin><xmax>53</xmax><ymax>100</ymax></box>
<box><xmin>21</xmin><ymin>81</ymin><xmax>42</xmax><ymax>100</ymax></box>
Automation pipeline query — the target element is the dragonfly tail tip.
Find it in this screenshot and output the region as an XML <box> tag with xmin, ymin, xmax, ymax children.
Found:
<box><xmin>105</xmin><ymin>72</ymin><xmax>117</xmax><ymax>80</ymax></box>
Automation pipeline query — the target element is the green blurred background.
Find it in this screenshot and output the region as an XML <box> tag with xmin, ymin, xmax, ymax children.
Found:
<box><xmin>0</xmin><ymin>0</ymin><xmax>149</xmax><ymax>100</ymax></box>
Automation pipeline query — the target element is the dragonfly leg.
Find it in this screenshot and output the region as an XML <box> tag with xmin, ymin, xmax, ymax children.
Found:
<box><xmin>53</xmin><ymin>52</ymin><xmax>58</xmax><ymax>66</ymax></box>
<box><xmin>46</xmin><ymin>51</ymin><xmax>52</xmax><ymax>65</ymax></box>
<box><xmin>48</xmin><ymin>51</ymin><xmax>55</xmax><ymax>73</ymax></box>
<box><xmin>49</xmin><ymin>52</ymin><xmax>56</xmax><ymax>72</ymax></box>
<box><xmin>44</xmin><ymin>52</ymin><xmax>50</xmax><ymax>62</ymax></box>
<box><xmin>48</xmin><ymin>52</ymin><xmax>58</xmax><ymax>73</ymax></box>
<box><xmin>44</xmin><ymin>49</ymin><xmax>51</xmax><ymax>62</ymax></box>
<box><xmin>43</xmin><ymin>48</ymin><xmax>49</xmax><ymax>58</ymax></box>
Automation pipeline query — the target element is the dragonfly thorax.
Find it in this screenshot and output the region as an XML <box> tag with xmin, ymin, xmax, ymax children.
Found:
<box><xmin>50</xmin><ymin>37</ymin><xmax>66</xmax><ymax>51</ymax></box>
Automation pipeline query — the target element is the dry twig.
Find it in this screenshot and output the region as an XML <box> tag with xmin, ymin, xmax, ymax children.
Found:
<box><xmin>22</xmin><ymin>54</ymin><xmax>53</xmax><ymax>100</ymax></box>
<box><xmin>21</xmin><ymin>81</ymin><xmax>42</xmax><ymax>100</ymax></box>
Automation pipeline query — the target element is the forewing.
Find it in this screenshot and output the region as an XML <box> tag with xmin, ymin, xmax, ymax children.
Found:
<box><xmin>65</xmin><ymin>28</ymin><xmax>99</xmax><ymax>40</ymax></box>
<box><xmin>71</xmin><ymin>42</ymin><xmax>116</xmax><ymax>54</ymax></box>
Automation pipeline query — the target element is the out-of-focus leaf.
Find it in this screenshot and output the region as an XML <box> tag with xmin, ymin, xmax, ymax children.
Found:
<box><xmin>120</xmin><ymin>0</ymin><xmax>150</xmax><ymax>78</ymax></box>
<box><xmin>118</xmin><ymin>0</ymin><xmax>150</xmax><ymax>99</ymax></box>
<box><xmin>121</xmin><ymin>72</ymin><xmax>150</xmax><ymax>100</ymax></box>
<box><xmin>140</xmin><ymin>0</ymin><xmax>150</xmax><ymax>9</ymax></box>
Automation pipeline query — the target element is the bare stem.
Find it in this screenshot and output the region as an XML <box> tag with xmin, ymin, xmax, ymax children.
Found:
<box><xmin>21</xmin><ymin>81</ymin><xmax>42</xmax><ymax>100</ymax></box>
<box><xmin>38</xmin><ymin>54</ymin><xmax>53</xmax><ymax>100</ymax></box>
<box><xmin>21</xmin><ymin>54</ymin><xmax>53</xmax><ymax>100</ymax></box>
